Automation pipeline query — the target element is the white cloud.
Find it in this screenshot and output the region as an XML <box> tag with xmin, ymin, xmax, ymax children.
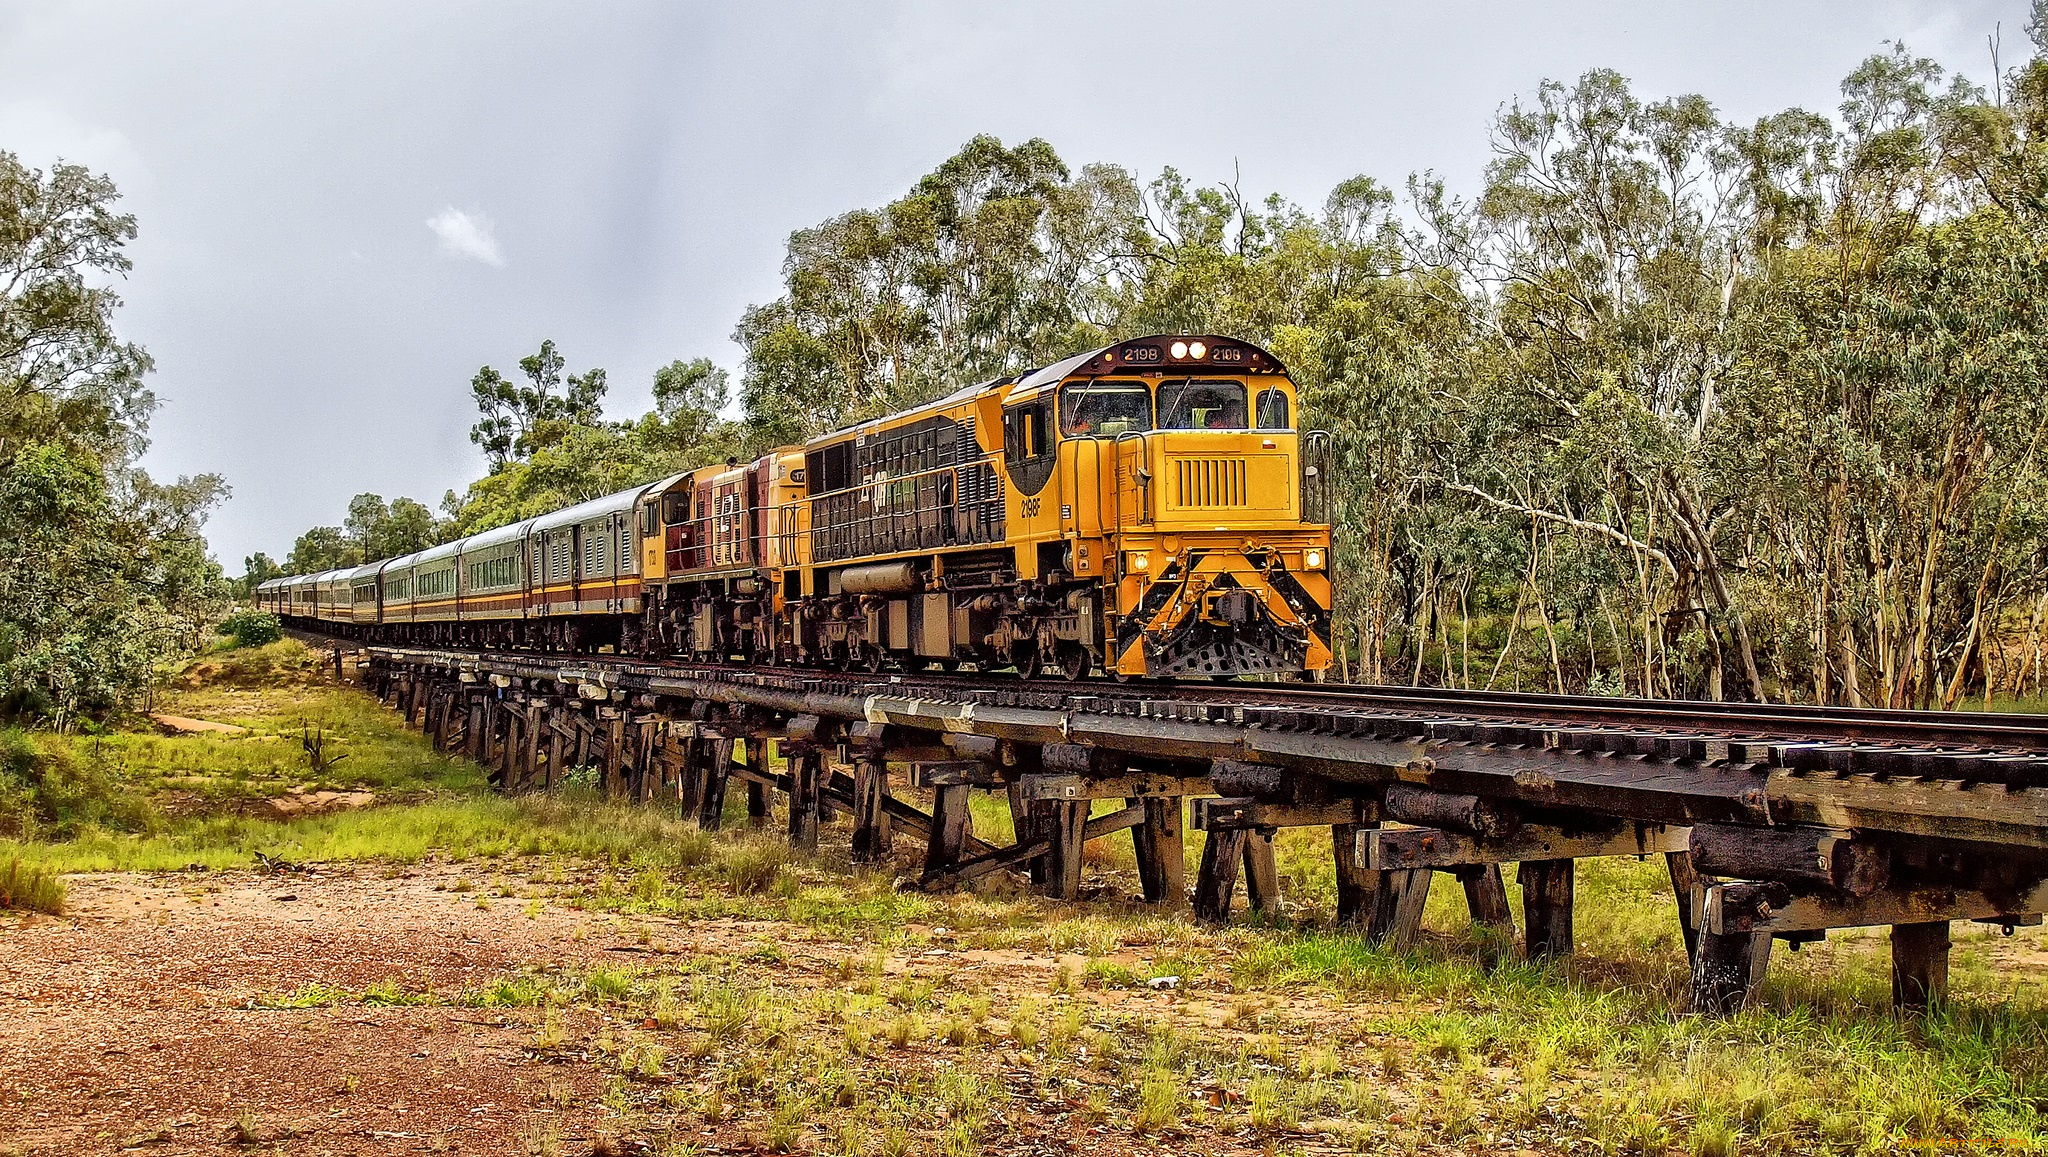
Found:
<box><xmin>425</xmin><ymin>206</ymin><xmax>504</xmax><ymax>266</ymax></box>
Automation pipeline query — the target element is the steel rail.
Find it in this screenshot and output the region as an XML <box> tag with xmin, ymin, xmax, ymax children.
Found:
<box><xmin>300</xmin><ymin>631</ymin><xmax>2048</xmax><ymax>754</ymax></box>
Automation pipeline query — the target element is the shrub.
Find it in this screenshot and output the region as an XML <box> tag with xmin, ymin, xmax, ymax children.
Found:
<box><xmin>0</xmin><ymin>860</ymin><xmax>64</xmax><ymax>914</ymax></box>
<box><xmin>217</xmin><ymin>608</ymin><xmax>283</xmax><ymax>648</ymax></box>
<box><xmin>176</xmin><ymin>637</ymin><xmax>321</xmax><ymax>690</ymax></box>
<box><xmin>0</xmin><ymin>728</ymin><xmax>159</xmax><ymax>839</ymax></box>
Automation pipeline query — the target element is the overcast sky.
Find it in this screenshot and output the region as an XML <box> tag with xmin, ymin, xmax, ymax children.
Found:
<box><xmin>0</xmin><ymin>0</ymin><xmax>2023</xmax><ymax>568</ymax></box>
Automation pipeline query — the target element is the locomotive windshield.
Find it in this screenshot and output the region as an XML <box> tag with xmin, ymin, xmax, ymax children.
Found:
<box><xmin>1158</xmin><ymin>380</ymin><xmax>1248</xmax><ymax>430</ymax></box>
<box><xmin>1061</xmin><ymin>380</ymin><xmax>1152</xmax><ymax>436</ymax></box>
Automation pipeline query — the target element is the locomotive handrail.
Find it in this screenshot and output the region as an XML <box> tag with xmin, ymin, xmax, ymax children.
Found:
<box><xmin>804</xmin><ymin>454</ymin><xmax>1004</xmax><ymax>566</ymax></box>
<box><xmin>1060</xmin><ymin>435</ymin><xmax>1108</xmax><ymax>543</ymax></box>
<box><xmin>1114</xmin><ymin>430</ymin><xmax>1152</xmax><ymax>527</ymax></box>
<box><xmin>1301</xmin><ymin>429</ymin><xmax>1333</xmax><ymax>526</ymax></box>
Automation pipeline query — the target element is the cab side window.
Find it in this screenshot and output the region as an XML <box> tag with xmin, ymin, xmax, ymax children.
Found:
<box><xmin>1255</xmin><ymin>388</ymin><xmax>1291</xmax><ymax>430</ymax></box>
<box><xmin>1002</xmin><ymin>398</ymin><xmax>1057</xmax><ymax>496</ymax></box>
<box><xmin>1005</xmin><ymin>402</ymin><xmax>1050</xmax><ymax>463</ymax></box>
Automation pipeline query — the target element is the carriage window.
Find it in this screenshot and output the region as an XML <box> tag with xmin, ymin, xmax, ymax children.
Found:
<box><xmin>1254</xmin><ymin>388</ymin><xmax>1291</xmax><ymax>430</ymax></box>
<box><xmin>1061</xmin><ymin>381</ymin><xmax>1152</xmax><ymax>437</ymax></box>
<box><xmin>1159</xmin><ymin>380</ymin><xmax>1248</xmax><ymax>430</ymax></box>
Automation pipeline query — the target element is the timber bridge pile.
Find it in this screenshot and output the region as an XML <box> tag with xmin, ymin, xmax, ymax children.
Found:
<box><xmin>350</xmin><ymin>640</ymin><xmax>2048</xmax><ymax>1014</ymax></box>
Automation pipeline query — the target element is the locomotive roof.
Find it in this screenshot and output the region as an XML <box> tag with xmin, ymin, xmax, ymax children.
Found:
<box><xmin>1010</xmin><ymin>334</ymin><xmax>1287</xmax><ymax>395</ymax></box>
<box><xmin>810</xmin><ymin>381</ymin><xmax>988</xmax><ymax>446</ymax></box>
<box><xmin>806</xmin><ymin>335</ymin><xmax>1288</xmax><ymax>446</ymax></box>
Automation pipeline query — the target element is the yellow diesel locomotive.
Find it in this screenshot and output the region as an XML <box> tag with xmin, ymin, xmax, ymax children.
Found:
<box><xmin>262</xmin><ymin>334</ymin><xmax>1333</xmax><ymax>680</ymax></box>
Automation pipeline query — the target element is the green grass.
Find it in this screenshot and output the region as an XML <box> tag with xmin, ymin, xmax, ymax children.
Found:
<box><xmin>100</xmin><ymin>685</ymin><xmax>486</xmax><ymax>801</ymax></box>
<box><xmin>0</xmin><ymin>858</ymin><xmax>64</xmax><ymax>914</ymax></box>
<box><xmin>0</xmin><ymin>640</ymin><xmax>718</xmax><ymax>876</ymax></box>
<box><xmin>357</xmin><ymin>940</ymin><xmax>2048</xmax><ymax>1155</ymax></box>
<box><xmin>0</xmin><ymin>793</ymin><xmax>716</xmax><ymax>874</ymax></box>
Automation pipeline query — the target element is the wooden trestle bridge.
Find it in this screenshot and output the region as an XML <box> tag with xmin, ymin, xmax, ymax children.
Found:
<box><xmin>345</xmin><ymin>640</ymin><xmax>2048</xmax><ymax>1014</ymax></box>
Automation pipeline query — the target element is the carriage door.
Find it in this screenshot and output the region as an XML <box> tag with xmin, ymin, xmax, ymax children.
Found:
<box><xmin>747</xmin><ymin>467</ymin><xmax>766</xmax><ymax>569</ymax></box>
<box><xmin>569</xmin><ymin>524</ymin><xmax>583</xmax><ymax>610</ymax></box>
<box><xmin>609</xmin><ymin>511</ymin><xmax>626</xmax><ymax>614</ymax></box>
<box><xmin>525</xmin><ymin>531</ymin><xmax>539</xmax><ymax>618</ymax></box>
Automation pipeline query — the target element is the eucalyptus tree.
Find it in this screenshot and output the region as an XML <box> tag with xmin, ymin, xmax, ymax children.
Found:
<box><xmin>469</xmin><ymin>338</ymin><xmax>610</xmax><ymax>469</ymax></box>
<box><xmin>0</xmin><ymin>151</ymin><xmax>228</xmax><ymax>724</ymax></box>
<box><xmin>735</xmin><ymin>135</ymin><xmax>1148</xmax><ymax>438</ymax></box>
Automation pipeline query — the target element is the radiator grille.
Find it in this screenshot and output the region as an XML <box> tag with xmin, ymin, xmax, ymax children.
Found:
<box><xmin>1174</xmin><ymin>458</ymin><xmax>1247</xmax><ymax>508</ymax></box>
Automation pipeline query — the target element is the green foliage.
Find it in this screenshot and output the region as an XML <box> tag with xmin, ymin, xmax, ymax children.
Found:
<box><xmin>287</xmin><ymin>495</ymin><xmax>445</xmax><ymax>572</ymax></box>
<box><xmin>0</xmin><ymin>152</ymin><xmax>230</xmax><ymax>726</ymax></box>
<box><xmin>435</xmin><ymin>346</ymin><xmax>746</xmax><ymax>539</ymax></box>
<box><xmin>345</xmin><ymin>493</ymin><xmax>438</xmax><ymax>559</ymax></box>
<box><xmin>237</xmin><ymin>551</ymin><xmax>281</xmax><ymax>596</ymax></box>
<box><xmin>735</xmin><ymin>134</ymin><xmax>1146</xmax><ymax>439</ymax></box>
<box><xmin>469</xmin><ymin>338</ymin><xmax>609</xmax><ymax>469</ymax></box>
<box><xmin>0</xmin><ymin>727</ymin><xmax>158</xmax><ymax>840</ymax></box>
<box><xmin>215</xmin><ymin>608</ymin><xmax>282</xmax><ymax>648</ymax></box>
<box><xmin>446</xmin><ymin>421</ymin><xmax>682</xmax><ymax>537</ymax></box>
<box><xmin>286</xmin><ymin>523</ymin><xmax>355</xmax><ymax>573</ymax></box>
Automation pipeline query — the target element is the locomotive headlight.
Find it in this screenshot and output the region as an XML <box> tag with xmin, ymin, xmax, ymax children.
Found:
<box><xmin>1189</xmin><ymin>341</ymin><xmax>1207</xmax><ymax>359</ymax></box>
<box><xmin>1169</xmin><ymin>341</ymin><xmax>1188</xmax><ymax>359</ymax></box>
<box><xmin>1129</xmin><ymin>552</ymin><xmax>1150</xmax><ymax>573</ymax></box>
<box><xmin>1305</xmin><ymin>548</ymin><xmax>1324</xmax><ymax>569</ymax></box>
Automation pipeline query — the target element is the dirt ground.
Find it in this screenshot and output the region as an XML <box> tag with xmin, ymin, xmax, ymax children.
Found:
<box><xmin>0</xmin><ymin>864</ymin><xmax>1299</xmax><ymax>1157</ymax></box>
<box><xmin>0</xmin><ymin>865</ymin><xmax>653</xmax><ymax>1156</ymax></box>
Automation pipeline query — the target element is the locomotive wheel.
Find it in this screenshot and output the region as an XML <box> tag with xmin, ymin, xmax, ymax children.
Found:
<box><xmin>1058</xmin><ymin>642</ymin><xmax>1090</xmax><ymax>682</ymax></box>
<box><xmin>1014</xmin><ymin>642</ymin><xmax>1042</xmax><ymax>680</ymax></box>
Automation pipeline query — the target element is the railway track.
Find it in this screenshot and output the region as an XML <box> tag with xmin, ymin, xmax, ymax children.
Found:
<box><xmin>1243</xmin><ymin>681</ymin><xmax>2048</xmax><ymax>750</ymax></box>
<box><xmin>317</xmin><ymin>633</ymin><xmax>2048</xmax><ymax>1014</ymax></box>
<box><xmin>301</xmin><ymin>633</ymin><xmax>2048</xmax><ymax>752</ymax></box>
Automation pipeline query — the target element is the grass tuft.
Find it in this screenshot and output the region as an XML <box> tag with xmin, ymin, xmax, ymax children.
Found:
<box><xmin>0</xmin><ymin>858</ymin><xmax>64</xmax><ymax>914</ymax></box>
<box><xmin>713</xmin><ymin>834</ymin><xmax>790</xmax><ymax>895</ymax></box>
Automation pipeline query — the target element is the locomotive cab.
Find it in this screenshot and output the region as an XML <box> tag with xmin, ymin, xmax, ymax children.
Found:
<box><xmin>1003</xmin><ymin>335</ymin><xmax>1334</xmax><ymax>679</ymax></box>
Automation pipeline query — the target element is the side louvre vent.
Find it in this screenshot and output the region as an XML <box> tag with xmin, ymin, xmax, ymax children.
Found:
<box><xmin>1174</xmin><ymin>458</ymin><xmax>1247</xmax><ymax>508</ymax></box>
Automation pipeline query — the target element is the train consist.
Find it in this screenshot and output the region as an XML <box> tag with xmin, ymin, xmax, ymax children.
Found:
<box><xmin>261</xmin><ymin>335</ymin><xmax>1334</xmax><ymax>680</ymax></box>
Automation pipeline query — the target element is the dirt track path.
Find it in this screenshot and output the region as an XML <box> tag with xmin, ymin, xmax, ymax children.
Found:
<box><xmin>0</xmin><ymin>865</ymin><xmax>647</xmax><ymax>1156</ymax></box>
